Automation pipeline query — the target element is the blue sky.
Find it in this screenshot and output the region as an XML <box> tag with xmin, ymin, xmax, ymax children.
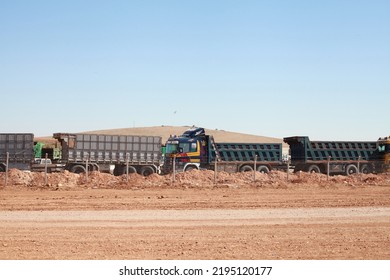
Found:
<box><xmin>1</xmin><ymin>0</ymin><xmax>389</xmax><ymax>140</ymax></box>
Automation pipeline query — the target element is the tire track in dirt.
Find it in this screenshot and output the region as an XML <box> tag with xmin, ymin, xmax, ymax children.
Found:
<box><xmin>1</xmin><ymin>207</ymin><xmax>389</xmax><ymax>227</ymax></box>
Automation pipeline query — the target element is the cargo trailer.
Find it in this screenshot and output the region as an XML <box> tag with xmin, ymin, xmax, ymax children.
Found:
<box><xmin>53</xmin><ymin>133</ymin><xmax>162</xmax><ymax>176</ymax></box>
<box><xmin>283</xmin><ymin>136</ymin><xmax>387</xmax><ymax>175</ymax></box>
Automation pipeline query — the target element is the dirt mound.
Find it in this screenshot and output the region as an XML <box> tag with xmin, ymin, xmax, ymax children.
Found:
<box><xmin>1</xmin><ymin>169</ymin><xmax>389</xmax><ymax>190</ymax></box>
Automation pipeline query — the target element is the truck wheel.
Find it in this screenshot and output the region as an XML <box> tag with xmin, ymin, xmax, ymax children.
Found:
<box><xmin>346</xmin><ymin>164</ymin><xmax>358</xmax><ymax>176</ymax></box>
<box><xmin>0</xmin><ymin>165</ymin><xmax>5</xmax><ymax>172</ymax></box>
<box><xmin>124</xmin><ymin>166</ymin><xmax>137</xmax><ymax>175</ymax></box>
<box><xmin>185</xmin><ymin>165</ymin><xmax>197</xmax><ymax>172</ymax></box>
<box><xmin>140</xmin><ymin>166</ymin><xmax>155</xmax><ymax>176</ymax></box>
<box><xmin>70</xmin><ymin>165</ymin><xmax>86</xmax><ymax>174</ymax></box>
<box><xmin>308</xmin><ymin>165</ymin><xmax>321</xmax><ymax>174</ymax></box>
<box><xmin>294</xmin><ymin>164</ymin><xmax>304</xmax><ymax>173</ymax></box>
<box><xmin>257</xmin><ymin>165</ymin><xmax>270</xmax><ymax>174</ymax></box>
<box><xmin>90</xmin><ymin>164</ymin><xmax>100</xmax><ymax>172</ymax></box>
<box><xmin>360</xmin><ymin>164</ymin><xmax>370</xmax><ymax>174</ymax></box>
<box><xmin>240</xmin><ymin>165</ymin><xmax>253</xmax><ymax>172</ymax></box>
<box><xmin>113</xmin><ymin>166</ymin><xmax>121</xmax><ymax>176</ymax></box>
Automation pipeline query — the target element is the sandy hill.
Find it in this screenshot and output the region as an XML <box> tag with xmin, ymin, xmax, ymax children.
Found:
<box><xmin>36</xmin><ymin>126</ymin><xmax>288</xmax><ymax>150</ymax></box>
<box><xmin>84</xmin><ymin>126</ymin><xmax>284</xmax><ymax>145</ymax></box>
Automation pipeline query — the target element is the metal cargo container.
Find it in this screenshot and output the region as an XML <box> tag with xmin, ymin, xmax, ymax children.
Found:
<box><xmin>213</xmin><ymin>143</ymin><xmax>282</xmax><ymax>162</ymax></box>
<box><xmin>209</xmin><ymin>142</ymin><xmax>283</xmax><ymax>173</ymax></box>
<box><xmin>53</xmin><ymin>133</ymin><xmax>162</xmax><ymax>175</ymax></box>
<box><xmin>284</xmin><ymin>136</ymin><xmax>380</xmax><ymax>175</ymax></box>
<box><xmin>0</xmin><ymin>133</ymin><xmax>34</xmax><ymax>171</ymax></box>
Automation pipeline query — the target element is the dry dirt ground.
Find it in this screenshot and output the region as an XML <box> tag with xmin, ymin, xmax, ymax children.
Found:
<box><xmin>0</xmin><ymin>170</ymin><xmax>389</xmax><ymax>260</ymax></box>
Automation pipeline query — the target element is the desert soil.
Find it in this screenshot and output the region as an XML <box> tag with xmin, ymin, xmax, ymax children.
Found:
<box><xmin>0</xmin><ymin>169</ymin><xmax>389</xmax><ymax>260</ymax></box>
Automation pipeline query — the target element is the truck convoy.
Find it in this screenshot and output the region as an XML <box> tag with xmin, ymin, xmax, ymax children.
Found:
<box><xmin>163</xmin><ymin>127</ymin><xmax>389</xmax><ymax>175</ymax></box>
<box><xmin>1</xmin><ymin>128</ymin><xmax>389</xmax><ymax>176</ymax></box>
<box><xmin>0</xmin><ymin>132</ymin><xmax>162</xmax><ymax>176</ymax></box>
<box><xmin>162</xmin><ymin>127</ymin><xmax>284</xmax><ymax>174</ymax></box>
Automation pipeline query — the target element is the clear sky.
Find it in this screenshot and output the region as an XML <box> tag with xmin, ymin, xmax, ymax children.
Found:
<box><xmin>1</xmin><ymin>0</ymin><xmax>389</xmax><ymax>140</ymax></box>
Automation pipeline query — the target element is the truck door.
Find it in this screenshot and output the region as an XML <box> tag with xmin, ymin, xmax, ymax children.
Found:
<box><xmin>199</xmin><ymin>138</ymin><xmax>208</xmax><ymax>166</ymax></box>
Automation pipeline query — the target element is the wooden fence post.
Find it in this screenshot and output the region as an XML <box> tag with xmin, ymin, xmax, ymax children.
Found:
<box><xmin>85</xmin><ymin>154</ymin><xmax>89</xmax><ymax>183</ymax></box>
<box><xmin>126</xmin><ymin>153</ymin><xmax>130</xmax><ymax>183</ymax></box>
<box><xmin>5</xmin><ymin>152</ymin><xmax>9</xmax><ymax>187</ymax></box>
<box><xmin>44</xmin><ymin>153</ymin><xmax>48</xmax><ymax>186</ymax></box>
<box><xmin>172</xmin><ymin>156</ymin><xmax>176</xmax><ymax>184</ymax></box>
<box><xmin>214</xmin><ymin>160</ymin><xmax>218</xmax><ymax>184</ymax></box>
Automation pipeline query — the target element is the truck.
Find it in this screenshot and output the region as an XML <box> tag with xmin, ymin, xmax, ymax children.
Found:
<box><xmin>0</xmin><ymin>133</ymin><xmax>64</xmax><ymax>172</ymax></box>
<box><xmin>1</xmin><ymin>132</ymin><xmax>162</xmax><ymax>176</ymax></box>
<box><xmin>283</xmin><ymin>136</ymin><xmax>390</xmax><ymax>175</ymax></box>
<box><xmin>53</xmin><ymin>133</ymin><xmax>162</xmax><ymax>176</ymax></box>
<box><xmin>162</xmin><ymin>127</ymin><xmax>284</xmax><ymax>174</ymax></box>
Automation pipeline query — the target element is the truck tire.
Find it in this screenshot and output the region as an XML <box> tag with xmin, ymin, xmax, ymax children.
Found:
<box><xmin>125</xmin><ymin>166</ymin><xmax>137</xmax><ymax>175</ymax></box>
<box><xmin>240</xmin><ymin>165</ymin><xmax>253</xmax><ymax>172</ymax></box>
<box><xmin>140</xmin><ymin>166</ymin><xmax>155</xmax><ymax>176</ymax></box>
<box><xmin>185</xmin><ymin>165</ymin><xmax>197</xmax><ymax>172</ymax></box>
<box><xmin>257</xmin><ymin>165</ymin><xmax>270</xmax><ymax>174</ymax></box>
<box><xmin>70</xmin><ymin>165</ymin><xmax>86</xmax><ymax>174</ymax></box>
<box><xmin>360</xmin><ymin>164</ymin><xmax>370</xmax><ymax>174</ymax></box>
<box><xmin>293</xmin><ymin>164</ymin><xmax>304</xmax><ymax>173</ymax></box>
<box><xmin>345</xmin><ymin>164</ymin><xmax>358</xmax><ymax>176</ymax></box>
<box><xmin>308</xmin><ymin>165</ymin><xmax>321</xmax><ymax>174</ymax></box>
<box><xmin>113</xmin><ymin>166</ymin><xmax>121</xmax><ymax>176</ymax></box>
<box><xmin>90</xmin><ymin>163</ymin><xmax>100</xmax><ymax>172</ymax></box>
<box><xmin>0</xmin><ymin>164</ymin><xmax>5</xmax><ymax>172</ymax></box>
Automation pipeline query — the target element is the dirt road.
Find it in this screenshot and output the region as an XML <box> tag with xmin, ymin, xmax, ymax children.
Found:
<box><xmin>1</xmin><ymin>183</ymin><xmax>390</xmax><ymax>260</ymax></box>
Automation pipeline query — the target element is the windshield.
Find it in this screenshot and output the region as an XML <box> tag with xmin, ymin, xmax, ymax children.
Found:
<box><xmin>378</xmin><ymin>143</ymin><xmax>390</xmax><ymax>154</ymax></box>
<box><xmin>165</xmin><ymin>141</ymin><xmax>198</xmax><ymax>154</ymax></box>
<box><xmin>179</xmin><ymin>143</ymin><xmax>195</xmax><ymax>153</ymax></box>
<box><xmin>165</xmin><ymin>143</ymin><xmax>179</xmax><ymax>154</ymax></box>
<box><xmin>378</xmin><ymin>144</ymin><xmax>390</xmax><ymax>153</ymax></box>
